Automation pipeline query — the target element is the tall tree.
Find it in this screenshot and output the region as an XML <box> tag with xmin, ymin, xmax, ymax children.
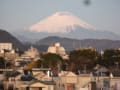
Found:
<box><xmin>0</xmin><ymin>57</ymin><xmax>5</xmax><ymax>68</ymax></box>
<box><xmin>69</xmin><ymin>49</ymin><xmax>98</xmax><ymax>73</ymax></box>
<box><xmin>36</xmin><ymin>53</ymin><xmax>64</xmax><ymax>76</ymax></box>
<box><xmin>98</xmin><ymin>49</ymin><xmax>120</xmax><ymax>68</ymax></box>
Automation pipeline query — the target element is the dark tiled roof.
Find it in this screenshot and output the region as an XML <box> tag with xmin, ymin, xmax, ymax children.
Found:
<box><xmin>112</xmin><ymin>70</ymin><xmax>120</xmax><ymax>77</ymax></box>
<box><xmin>10</xmin><ymin>71</ymin><xmax>21</xmax><ymax>77</ymax></box>
<box><xmin>21</xmin><ymin>75</ymin><xmax>36</xmax><ymax>81</ymax></box>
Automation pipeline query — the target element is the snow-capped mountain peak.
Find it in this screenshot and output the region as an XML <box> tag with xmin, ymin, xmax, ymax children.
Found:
<box><xmin>29</xmin><ymin>11</ymin><xmax>95</xmax><ymax>33</ymax></box>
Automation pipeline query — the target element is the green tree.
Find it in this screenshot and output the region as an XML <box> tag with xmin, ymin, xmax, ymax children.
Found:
<box><xmin>35</xmin><ymin>59</ymin><xmax>43</xmax><ymax>68</ymax></box>
<box><xmin>36</xmin><ymin>53</ymin><xmax>64</xmax><ymax>76</ymax></box>
<box><xmin>0</xmin><ymin>57</ymin><xmax>5</xmax><ymax>68</ymax></box>
<box><xmin>98</xmin><ymin>49</ymin><xmax>120</xmax><ymax>68</ymax></box>
<box><xmin>69</xmin><ymin>49</ymin><xmax>98</xmax><ymax>73</ymax></box>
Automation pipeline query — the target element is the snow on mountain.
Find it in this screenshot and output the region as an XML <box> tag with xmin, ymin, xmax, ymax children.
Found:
<box><xmin>14</xmin><ymin>11</ymin><xmax>119</xmax><ymax>41</ymax></box>
<box><xmin>29</xmin><ymin>11</ymin><xmax>95</xmax><ymax>33</ymax></box>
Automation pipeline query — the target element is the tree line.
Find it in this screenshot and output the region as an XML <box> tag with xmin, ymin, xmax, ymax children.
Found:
<box><xmin>0</xmin><ymin>49</ymin><xmax>120</xmax><ymax>75</ymax></box>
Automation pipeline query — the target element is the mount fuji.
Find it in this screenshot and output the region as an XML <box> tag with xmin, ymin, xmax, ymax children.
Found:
<box><xmin>13</xmin><ymin>11</ymin><xmax>120</xmax><ymax>42</ymax></box>
<box><xmin>29</xmin><ymin>11</ymin><xmax>95</xmax><ymax>33</ymax></box>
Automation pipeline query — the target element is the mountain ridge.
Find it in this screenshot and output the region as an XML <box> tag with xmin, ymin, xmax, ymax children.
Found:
<box><xmin>15</xmin><ymin>11</ymin><xmax>120</xmax><ymax>41</ymax></box>
<box><xmin>36</xmin><ymin>36</ymin><xmax>120</xmax><ymax>51</ymax></box>
<box><xmin>12</xmin><ymin>28</ymin><xmax>120</xmax><ymax>43</ymax></box>
<box><xmin>1</xmin><ymin>29</ymin><xmax>120</xmax><ymax>52</ymax></box>
<box><xmin>0</xmin><ymin>29</ymin><xmax>25</xmax><ymax>51</ymax></box>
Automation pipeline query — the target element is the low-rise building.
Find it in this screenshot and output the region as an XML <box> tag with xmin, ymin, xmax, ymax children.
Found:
<box><xmin>0</xmin><ymin>43</ymin><xmax>12</xmax><ymax>50</ymax></box>
<box><xmin>0</xmin><ymin>49</ymin><xmax>19</xmax><ymax>60</ymax></box>
<box><xmin>47</xmin><ymin>42</ymin><xmax>69</xmax><ymax>59</ymax></box>
<box><xmin>21</xmin><ymin>46</ymin><xmax>39</xmax><ymax>60</ymax></box>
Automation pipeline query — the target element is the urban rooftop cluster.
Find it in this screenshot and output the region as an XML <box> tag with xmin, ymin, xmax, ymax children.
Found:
<box><xmin>0</xmin><ymin>42</ymin><xmax>120</xmax><ymax>90</ymax></box>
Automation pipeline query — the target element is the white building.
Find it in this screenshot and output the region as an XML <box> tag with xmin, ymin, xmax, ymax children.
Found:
<box><xmin>0</xmin><ymin>47</ymin><xmax>19</xmax><ymax>60</ymax></box>
<box><xmin>47</xmin><ymin>42</ymin><xmax>68</xmax><ymax>59</ymax></box>
<box><xmin>0</xmin><ymin>43</ymin><xmax>12</xmax><ymax>50</ymax></box>
<box><xmin>48</xmin><ymin>43</ymin><xmax>65</xmax><ymax>55</ymax></box>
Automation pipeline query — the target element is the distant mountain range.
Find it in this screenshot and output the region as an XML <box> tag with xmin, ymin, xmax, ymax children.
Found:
<box><xmin>0</xmin><ymin>29</ymin><xmax>25</xmax><ymax>51</ymax></box>
<box><xmin>1</xmin><ymin>29</ymin><xmax>120</xmax><ymax>52</ymax></box>
<box><xmin>1</xmin><ymin>12</ymin><xmax>120</xmax><ymax>52</ymax></box>
<box><xmin>36</xmin><ymin>36</ymin><xmax>120</xmax><ymax>51</ymax></box>
<box><xmin>12</xmin><ymin>26</ymin><xmax>120</xmax><ymax>43</ymax></box>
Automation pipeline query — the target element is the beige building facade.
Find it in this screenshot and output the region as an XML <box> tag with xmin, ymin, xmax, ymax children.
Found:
<box><xmin>0</xmin><ymin>43</ymin><xmax>12</xmax><ymax>50</ymax></box>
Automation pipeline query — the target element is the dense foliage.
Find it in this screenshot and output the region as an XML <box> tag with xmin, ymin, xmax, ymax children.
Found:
<box><xmin>35</xmin><ymin>53</ymin><xmax>64</xmax><ymax>76</ymax></box>
<box><xmin>69</xmin><ymin>49</ymin><xmax>98</xmax><ymax>73</ymax></box>
<box><xmin>26</xmin><ymin>49</ymin><xmax>120</xmax><ymax>75</ymax></box>
<box><xmin>97</xmin><ymin>49</ymin><xmax>120</xmax><ymax>68</ymax></box>
<box><xmin>0</xmin><ymin>57</ymin><xmax>5</xmax><ymax>68</ymax></box>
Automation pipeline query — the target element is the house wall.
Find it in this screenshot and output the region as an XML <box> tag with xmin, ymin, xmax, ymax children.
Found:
<box><xmin>29</xmin><ymin>82</ymin><xmax>54</xmax><ymax>90</ymax></box>
<box><xmin>110</xmin><ymin>77</ymin><xmax>120</xmax><ymax>90</ymax></box>
<box><xmin>0</xmin><ymin>43</ymin><xmax>12</xmax><ymax>50</ymax></box>
<box><xmin>60</xmin><ymin>75</ymin><xmax>92</xmax><ymax>90</ymax></box>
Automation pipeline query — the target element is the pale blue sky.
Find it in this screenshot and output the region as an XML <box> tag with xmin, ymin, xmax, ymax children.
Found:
<box><xmin>0</xmin><ymin>0</ymin><xmax>120</xmax><ymax>35</ymax></box>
